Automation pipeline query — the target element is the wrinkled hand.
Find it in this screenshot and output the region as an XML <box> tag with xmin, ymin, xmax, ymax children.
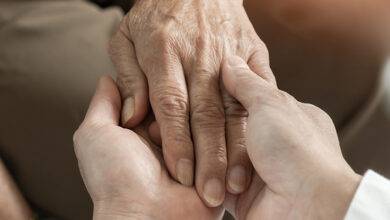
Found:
<box><xmin>73</xmin><ymin>76</ymin><xmax>224</xmax><ymax>220</ymax></box>
<box><xmin>109</xmin><ymin>0</ymin><xmax>275</xmax><ymax>206</ymax></box>
<box><xmin>221</xmin><ymin>57</ymin><xmax>361</xmax><ymax>220</ymax></box>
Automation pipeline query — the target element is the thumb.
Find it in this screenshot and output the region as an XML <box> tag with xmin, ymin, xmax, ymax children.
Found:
<box><xmin>222</xmin><ymin>56</ymin><xmax>271</xmax><ymax>111</ymax></box>
<box><xmin>84</xmin><ymin>76</ymin><xmax>121</xmax><ymax>125</ymax></box>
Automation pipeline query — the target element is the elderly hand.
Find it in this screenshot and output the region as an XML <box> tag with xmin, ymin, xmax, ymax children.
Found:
<box><xmin>221</xmin><ymin>57</ymin><xmax>361</xmax><ymax>220</ymax></box>
<box><xmin>109</xmin><ymin>0</ymin><xmax>274</xmax><ymax>207</ymax></box>
<box><xmin>73</xmin><ymin>76</ymin><xmax>224</xmax><ymax>220</ymax></box>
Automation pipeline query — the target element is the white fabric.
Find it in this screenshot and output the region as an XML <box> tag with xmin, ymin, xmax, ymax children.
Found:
<box><xmin>344</xmin><ymin>170</ymin><xmax>390</xmax><ymax>220</ymax></box>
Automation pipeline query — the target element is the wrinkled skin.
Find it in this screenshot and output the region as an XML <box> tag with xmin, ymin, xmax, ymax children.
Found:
<box><xmin>221</xmin><ymin>57</ymin><xmax>361</xmax><ymax>220</ymax></box>
<box><xmin>109</xmin><ymin>0</ymin><xmax>274</xmax><ymax>206</ymax></box>
<box><xmin>73</xmin><ymin>62</ymin><xmax>361</xmax><ymax>220</ymax></box>
<box><xmin>73</xmin><ymin>77</ymin><xmax>224</xmax><ymax>220</ymax></box>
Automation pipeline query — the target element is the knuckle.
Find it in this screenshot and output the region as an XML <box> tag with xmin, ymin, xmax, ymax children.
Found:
<box><xmin>149</xmin><ymin>27</ymin><xmax>174</xmax><ymax>48</ymax></box>
<box><xmin>116</xmin><ymin>72</ymin><xmax>146</xmax><ymax>95</ymax></box>
<box><xmin>196</xmin><ymin>66</ymin><xmax>218</xmax><ymax>79</ymax></box>
<box><xmin>197</xmin><ymin>32</ymin><xmax>212</xmax><ymax>48</ymax></box>
<box><xmin>191</xmin><ymin>101</ymin><xmax>225</xmax><ymax>128</ymax></box>
<box><xmin>248</xmin><ymin>41</ymin><xmax>270</xmax><ymax>66</ymax></box>
<box><xmin>164</xmin><ymin>128</ymin><xmax>193</xmax><ymax>148</ymax></box>
<box><xmin>303</xmin><ymin>103</ymin><xmax>332</xmax><ymax>121</ymax></box>
<box><xmin>252</xmin><ymin>39</ymin><xmax>269</xmax><ymax>56</ymax></box>
<box><xmin>224</xmin><ymin>98</ymin><xmax>248</xmax><ymax>118</ymax></box>
<box><xmin>145</xmin><ymin>29</ymin><xmax>180</xmax><ymax>61</ymax></box>
<box><xmin>72</xmin><ymin>124</ymin><xmax>93</xmax><ymax>151</ymax></box>
<box><xmin>154</xmin><ymin>88</ymin><xmax>189</xmax><ymax>120</ymax></box>
<box><xmin>200</xmin><ymin>145</ymin><xmax>228</xmax><ymax>168</ymax></box>
<box><xmin>231</xmin><ymin>138</ymin><xmax>247</xmax><ymax>154</ymax></box>
<box><xmin>278</xmin><ymin>90</ymin><xmax>294</xmax><ymax>101</ymax></box>
<box><xmin>154</xmin><ymin>28</ymin><xmax>170</xmax><ymax>42</ymax></box>
<box><xmin>270</xmin><ymin>90</ymin><xmax>294</xmax><ymax>103</ymax></box>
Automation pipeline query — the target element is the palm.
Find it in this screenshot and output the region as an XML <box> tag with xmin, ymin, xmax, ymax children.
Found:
<box><xmin>74</xmin><ymin>77</ymin><xmax>224</xmax><ymax>220</ymax></box>
<box><xmin>228</xmin><ymin>174</ymin><xmax>295</xmax><ymax>220</ymax></box>
<box><xmin>109</xmin><ymin>118</ymin><xmax>224</xmax><ymax>220</ymax></box>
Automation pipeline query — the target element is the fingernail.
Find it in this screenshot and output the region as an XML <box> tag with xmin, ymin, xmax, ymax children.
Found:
<box><xmin>176</xmin><ymin>159</ymin><xmax>194</xmax><ymax>186</ymax></box>
<box><xmin>203</xmin><ymin>178</ymin><xmax>224</xmax><ymax>207</ymax></box>
<box><xmin>122</xmin><ymin>97</ymin><xmax>135</xmax><ymax>125</ymax></box>
<box><xmin>228</xmin><ymin>165</ymin><xmax>246</xmax><ymax>193</ymax></box>
<box><xmin>227</xmin><ymin>56</ymin><xmax>248</xmax><ymax>69</ymax></box>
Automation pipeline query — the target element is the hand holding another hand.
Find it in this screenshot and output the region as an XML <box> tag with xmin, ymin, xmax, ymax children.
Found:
<box><xmin>109</xmin><ymin>0</ymin><xmax>275</xmax><ymax>206</ymax></box>
<box><xmin>73</xmin><ymin>77</ymin><xmax>224</xmax><ymax>220</ymax></box>
<box><xmin>221</xmin><ymin>57</ymin><xmax>361</xmax><ymax>220</ymax></box>
<box><xmin>73</xmin><ymin>56</ymin><xmax>362</xmax><ymax>219</ymax></box>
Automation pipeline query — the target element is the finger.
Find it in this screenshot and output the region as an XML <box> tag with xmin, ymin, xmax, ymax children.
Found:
<box><xmin>190</xmin><ymin>62</ymin><xmax>227</xmax><ymax>207</ymax></box>
<box><xmin>109</xmin><ymin>23</ymin><xmax>149</xmax><ymax>128</ymax></box>
<box><xmin>221</xmin><ymin>88</ymin><xmax>252</xmax><ymax>194</ymax></box>
<box><xmin>248</xmin><ymin>43</ymin><xmax>277</xmax><ymax>87</ymax></box>
<box><xmin>84</xmin><ymin>76</ymin><xmax>121</xmax><ymax>125</ymax></box>
<box><xmin>148</xmin><ymin>121</ymin><xmax>162</xmax><ymax>146</ymax></box>
<box><xmin>223</xmin><ymin>49</ymin><xmax>272</xmax><ymax>193</ymax></box>
<box><xmin>222</xmin><ymin>56</ymin><xmax>272</xmax><ymax>112</ymax></box>
<box><xmin>147</xmin><ymin>56</ymin><xmax>194</xmax><ymax>187</ymax></box>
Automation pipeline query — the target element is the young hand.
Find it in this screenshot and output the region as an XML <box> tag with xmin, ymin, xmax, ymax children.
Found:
<box><xmin>73</xmin><ymin>76</ymin><xmax>224</xmax><ymax>220</ymax></box>
<box><xmin>221</xmin><ymin>57</ymin><xmax>361</xmax><ymax>220</ymax></box>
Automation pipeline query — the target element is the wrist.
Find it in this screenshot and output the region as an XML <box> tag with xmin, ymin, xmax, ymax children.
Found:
<box><xmin>311</xmin><ymin>167</ymin><xmax>362</xmax><ymax>220</ymax></box>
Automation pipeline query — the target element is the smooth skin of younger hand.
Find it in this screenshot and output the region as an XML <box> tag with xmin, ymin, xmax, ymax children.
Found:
<box><xmin>109</xmin><ymin>0</ymin><xmax>275</xmax><ymax>206</ymax></box>
<box><xmin>221</xmin><ymin>56</ymin><xmax>362</xmax><ymax>220</ymax></box>
<box><xmin>74</xmin><ymin>59</ymin><xmax>361</xmax><ymax>220</ymax></box>
<box><xmin>73</xmin><ymin>77</ymin><xmax>224</xmax><ymax>220</ymax></box>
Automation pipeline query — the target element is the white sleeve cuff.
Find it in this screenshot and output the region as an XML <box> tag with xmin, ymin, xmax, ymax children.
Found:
<box><xmin>344</xmin><ymin>170</ymin><xmax>390</xmax><ymax>220</ymax></box>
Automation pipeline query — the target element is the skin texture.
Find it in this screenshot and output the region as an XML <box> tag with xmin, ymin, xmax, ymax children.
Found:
<box><xmin>108</xmin><ymin>0</ymin><xmax>274</xmax><ymax>206</ymax></box>
<box><xmin>73</xmin><ymin>76</ymin><xmax>224</xmax><ymax>220</ymax></box>
<box><xmin>221</xmin><ymin>56</ymin><xmax>362</xmax><ymax>220</ymax></box>
<box><xmin>74</xmin><ymin>60</ymin><xmax>362</xmax><ymax>220</ymax></box>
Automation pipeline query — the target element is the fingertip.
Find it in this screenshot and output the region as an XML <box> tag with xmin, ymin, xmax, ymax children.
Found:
<box><xmin>222</xmin><ymin>56</ymin><xmax>249</xmax><ymax>94</ymax></box>
<box><xmin>122</xmin><ymin>97</ymin><xmax>135</xmax><ymax>126</ymax></box>
<box><xmin>94</xmin><ymin>75</ymin><xmax>120</xmax><ymax>108</ymax></box>
<box><xmin>176</xmin><ymin>158</ymin><xmax>194</xmax><ymax>186</ymax></box>
<box><xmin>98</xmin><ymin>75</ymin><xmax>114</xmax><ymax>84</ymax></box>
<box><xmin>96</xmin><ymin>75</ymin><xmax>117</xmax><ymax>93</ymax></box>
<box><xmin>227</xmin><ymin>165</ymin><xmax>248</xmax><ymax>194</ymax></box>
<box><xmin>121</xmin><ymin>89</ymin><xmax>150</xmax><ymax>128</ymax></box>
<box><xmin>85</xmin><ymin>75</ymin><xmax>121</xmax><ymax>125</ymax></box>
<box><xmin>248</xmin><ymin>48</ymin><xmax>277</xmax><ymax>87</ymax></box>
<box><xmin>203</xmin><ymin>178</ymin><xmax>225</xmax><ymax>207</ymax></box>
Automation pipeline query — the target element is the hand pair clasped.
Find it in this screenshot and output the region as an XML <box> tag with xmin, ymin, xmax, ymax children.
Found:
<box><xmin>73</xmin><ymin>56</ymin><xmax>361</xmax><ymax>220</ymax></box>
